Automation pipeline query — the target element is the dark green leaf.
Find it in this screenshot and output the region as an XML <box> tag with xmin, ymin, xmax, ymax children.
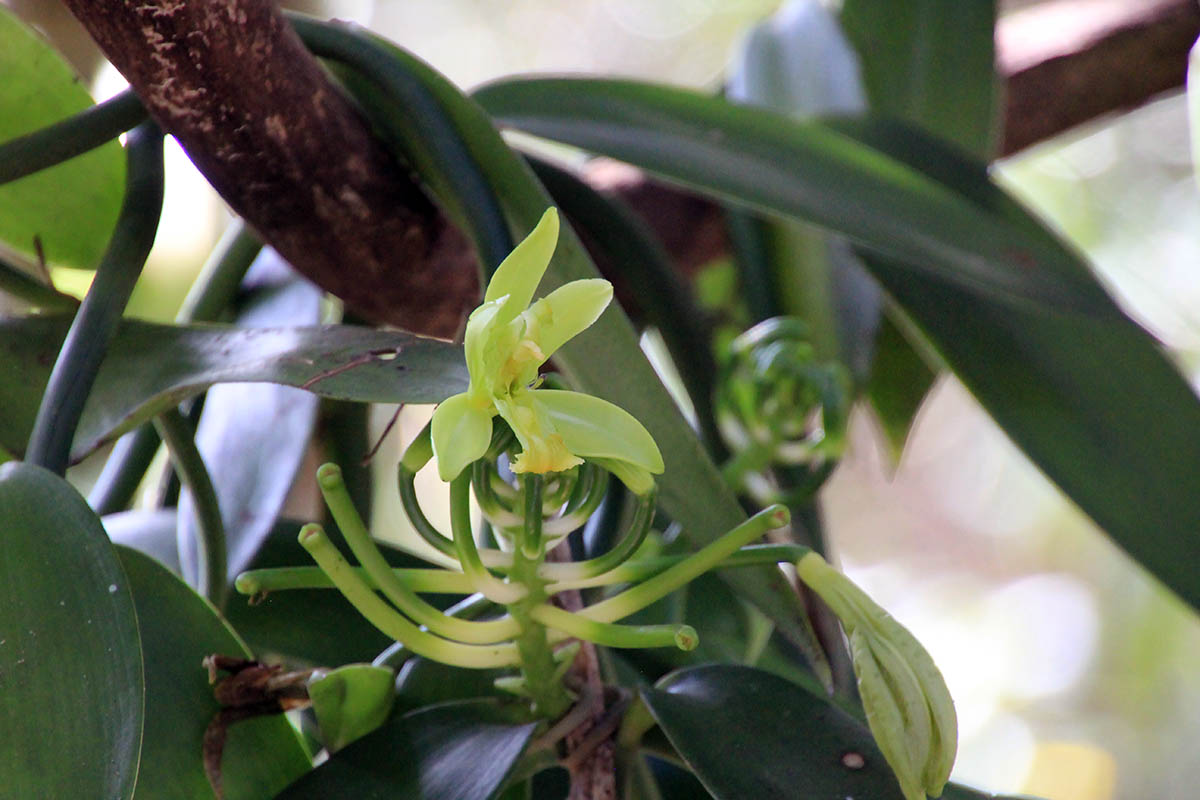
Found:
<box><xmin>836</xmin><ymin>0</ymin><xmax>997</xmax><ymax>435</ymax></box>
<box><xmin>178</xmin><ymin>249</ymin><xmax>322</xmax><ymax>584</ymax></box>
<box><xmin>473</xmin><ymin>77</ymin><xmax>1116</xmax><ymax>316</ymax></box>
<box><xmin>865</xmin><ymin>309</ymin><xmax>938</xmax><ymax>457</ymax></box>
<box><xmin>0</xmin><ymin>315</ymin><xmax>466</xmax><ymax>460</ymax></box>
<box><xmin>0</xmin><ymin>462</ymin><xmax>142</xmax><ymax>799</ymax></box>
<box><xmin>641</xmin><ymin>664</ymin><xmax>905</xmax><ymax>799</ymax></box>
<box><xmin>393</xmin><ymin>657</ymin><xmax>510</xmax><ymax>714</ymax></box>
<box><xmin>871</xmin><ymin>265</ymin><xmax>1200</xmax><ymax>609</ymax></box>
<box><xmin>116</xmin><ymin>546</ymin><xmax>311</xmax><ymax>799</ymax></box>
<box><xmin>839</xmin><ymin>0</ymin><xmax>998</xmax><ymax>157</ymax></box>
<box><xmin>727</xmin><ymin>1</ymin><xmax>881</xmax><ymax>376</ymax></box>
<box><xmin>277</xmin><ymin>700</ymin><xmax>536</xmax><ymax>800</ymax></box>
<box><xmin>474</xmin><ymin>77</ymin><xmax>1200</xmax><ymax>610</ymax></box>
<box><xmin>0</xmin><ymin>7</ymin><xmax>124</xmax><ymax>268</ymax></box>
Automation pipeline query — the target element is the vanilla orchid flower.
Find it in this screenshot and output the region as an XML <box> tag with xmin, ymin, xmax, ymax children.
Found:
<box><xmin>431</xmin><ymin>208</ymin><xmax>664</xmax><ymax>494</ymax></box>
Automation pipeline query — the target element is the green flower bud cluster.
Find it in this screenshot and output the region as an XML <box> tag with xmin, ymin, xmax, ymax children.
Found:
<box><xmin>797</xmin><ymin>552</ymin><xmax>957</xmax><ymax>800</ymax></box>
<box><xmin>716</xmin><ymin>317</ymin><xmax>851</xmax><ymax>499</ymax></box>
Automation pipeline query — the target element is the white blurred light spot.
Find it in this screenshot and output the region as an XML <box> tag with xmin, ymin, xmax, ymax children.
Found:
<box><xmin>951</xmin><ymin>711</ymin><xmax>1036</xmax><ymax>795</ymax></box>
<box><xmin>903</xmin><ymin>379</ymin><xmax>1059</xmax><ymax>538</ymax></box>
<box><xmin>984</xmin><ymin>573</ymin><xmax>1098</xmax><ymax>699</ymax></box>
<box><xmin>601</xmin><ymin>0</ymin><xmax>715</xmax><ymax>39</ymax></box>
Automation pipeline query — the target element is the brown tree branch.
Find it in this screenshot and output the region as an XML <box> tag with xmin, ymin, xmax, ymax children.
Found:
<box><xmin>61</xmin><ymin>0</ymin><xmax>1200</xmax><ymax>332</ymax></box>
<box><xmin>60</xmin><ymin>0</ymin><xmax>478</xmax><ymax>337</ymax></box>
<box><xmin>999</xmin><ymin>0</ymin><xmax>1200</xmax><ymax>155</ymax></box>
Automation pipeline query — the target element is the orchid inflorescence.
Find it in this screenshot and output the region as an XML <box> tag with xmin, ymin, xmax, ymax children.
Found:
<box><xmin>233</xmin><ymin>209</ymin><xmax>956</xmax><ymax>797</ymax></box>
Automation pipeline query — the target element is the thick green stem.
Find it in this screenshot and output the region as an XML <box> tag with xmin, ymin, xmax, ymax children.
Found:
<box><xmin>371</xmin><ymin>593</ymin><xmax>498</xmax><ymax>669</ymax></box>
<box><xmin>235</xmin><ymin>565</ymin><xmax>477</xmax><ymax>595</ymax></box>
<box><xmin>25</xmin><ymin>123</ymin><xmax>164</xmax><ymax>475</ymax></box>
<box><xmin>234</xmin><ymin>543</ymin><xmax>810</xmax><ymax>597</ymax></box>
<box><xmin>0</xmin><ymin>89</ymin><xmax>147</xmax><ymax>185</ymax></box>
<box><xmin>521</xmin><ymin>474</ymin><xmax>544</xmax><ymax>558</ymax></box>
<box><xmin>154</xmin><ymin>409</ymin><xmax>226</xmax><ymax>606</ymax></box>
<box><xmin>530</xmin><ymin>604</ymin><xmax>696</xmax><ymax>651</ymax></box>
<box><xmin>176</xmin><ymin>221</ymin><xmax>262</xmax><ymax>322</ymax></box>
<box><xmin>88</xmin><ymin>423</ymin><xmax>160</xmax><ymax>515</ymax></box>
<box><xmin>397</xmin><ymin>464</ymin><xmax>458</xmax><ymax>557</ymax></box>
<box><xmin>537</xmin><ymin>486</ymin><xmax>656</xmax><ymax>582</ymax></box>
<box><xmin>546</xmin><ymin>543</ymin><xmax>810</xmax><ymax>592</ymax></box>
<box><xmin>503</xmin><ymin>481</ymin><xmax>571</xmax><ymax>719</ymax></box>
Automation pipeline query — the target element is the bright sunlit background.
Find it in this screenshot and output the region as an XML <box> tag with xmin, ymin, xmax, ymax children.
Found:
<box><xmin>10</xmin><ymin>1</ymin><xmax>1200</xmax><ymax>797</ymax></box>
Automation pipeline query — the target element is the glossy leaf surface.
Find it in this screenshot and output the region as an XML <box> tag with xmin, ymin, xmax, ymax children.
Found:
<box><xmin>836</xmin><ymin>0</ymin><xmax>998</xmax><ymax>441</ymax></box>
<box><xmin>277</xmin><ymin>700</ymin><xmax>536</xmax><ymax>800</ymax></box>
<box><xmin>641</xmin><ymin>666</ymin><xmax>1046</xmax><ymax>800</ymax></box>
<box><xmin>0</xmin><ymin>462</ymin><xmax>143</xmax><ymax>799</ymax></box>
<box><xmin>642</xmin><ymin>664</ymin><xmax>905</xmax><ymax>799</ymax></box>
<box><xmin>839</xmin><ymin>0</ymin><xmax>998</xmax><ymax>157</ymax></box>
<box><xmin>117</xmin><ymin>547</ymin><xmax>311</xmax><ymax>799</ymax></box>
<box><xmin>0</xmin><ymin>7</ymin><xmax>123</xmax><ymax>268</ymax></box>
<box><xmin>0</xmin><ymin>314</ymin><xmax>466</xmax><ymax>460</ymax></box>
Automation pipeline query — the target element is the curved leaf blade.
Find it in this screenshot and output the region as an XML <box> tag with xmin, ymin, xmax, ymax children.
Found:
<box><xmin>643</xmin><ymin>664</ymin><xmax>1026</xmax><ymax>800</ymax></box>
<box><xmin>473</xmin><ymin>77</ymin><xmax>1116</xmax><ymax>317</ymax></box>
<box><xmin>0</xmin><ymin>462</ymin><xmax>143</xmax><ymax>799</ymax></box>
<box><xmin>872</xmin><ymin>264</ymin><xmax>1200</xmax><ymax>609</ymax></box>
<box><xmin>474</xmin><ymin>77</ymin><xmax>1200</xmax><ymax>610</ymax></box>
<box><xmin>0</xmin><ymin>7</ymin><xmax>123</xmax><ymax>268</ymax></box>
<box><xmin>642</xmin><ymin>664</ymin><xmax>905</xmax><ymax>799</ymax></box>
<box><xmin>277</xmin><ymin>700</ymin><xmax>536</xmax><ymax>800</ymax></box>
<box><xmin>117</xmin><ymin>546</ymin><xmax>311</xmax><ymax>799</ymax></box>
<box><xmin>0</xmin><ymin>315</ymin><xmax>467</xmax><ymax>460</ymax></box>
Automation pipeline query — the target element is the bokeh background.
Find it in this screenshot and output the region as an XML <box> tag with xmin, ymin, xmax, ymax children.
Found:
<box><xmin>7</xmin><ymin>2</ymin><xmax>1199</xmax><ymax>797</ymax></box>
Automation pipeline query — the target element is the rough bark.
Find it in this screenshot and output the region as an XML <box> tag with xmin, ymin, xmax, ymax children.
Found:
<box><xmin>60</xmin><ymin>0</ymin><xmax>477</xmax><ymax>337</ymax></box>
<box><xmin>999</xmin><ymin>0</ymin><xmax>1200</xmax><ymax>155</ymax></box>
<box><xmin>61</xmin><ymin>0</ymin><xmax>1200</xmax><ymax>333</ymax></box>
